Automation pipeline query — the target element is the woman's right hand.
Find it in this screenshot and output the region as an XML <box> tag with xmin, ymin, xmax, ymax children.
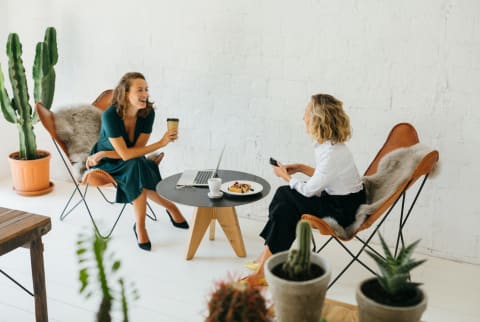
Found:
<box><xmin>159</xmin><ymin>129</ymin><xmax>178</xmax><ymax>146</ymax></box>
<box><xmin>85</xmin><ymin>152</ymin><xmax>104</xmax><ymax>169</ymax></box>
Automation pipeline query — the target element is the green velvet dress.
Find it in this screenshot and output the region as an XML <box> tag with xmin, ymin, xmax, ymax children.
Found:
<box><xmin>90</xmin><ymin>105</ymin><xmax>161</xmax><ymax>203</ymax></box>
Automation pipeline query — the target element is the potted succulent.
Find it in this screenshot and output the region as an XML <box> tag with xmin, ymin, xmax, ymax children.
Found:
<box><xmin>356</xmin><ymin>233</ymin><xmax>427</xmax><ymax>322</ymax></box>
<box><xmin>264</xmin><ymin>220</ymin><xmax>331</xmax><ymax>322</ymax></box>
<box><xmin>205</xmin><ymin>277</ymin><xmax>273</xmax><ymax>322</ymax></box>
<box><xmin>0</xmin><ymin>26</ymin><xmax>58</xmax><ymax>196</ymax></box>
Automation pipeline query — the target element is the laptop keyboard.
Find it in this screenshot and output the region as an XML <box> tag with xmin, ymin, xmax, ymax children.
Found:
<box><xmin>193</xmin><ymin>170</ymin><xmax>213</xmax><ymax>185</ymax></box>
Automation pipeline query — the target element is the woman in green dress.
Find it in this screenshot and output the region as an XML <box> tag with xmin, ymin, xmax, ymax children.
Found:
<box><xmin>86</xmin><ymin>72</ymin><xmax>188</xmax><ymax>251</ymax></box>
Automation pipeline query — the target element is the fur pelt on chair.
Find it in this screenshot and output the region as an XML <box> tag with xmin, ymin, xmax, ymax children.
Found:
<box><xmin>322</xmin><ymin>143</ymin><xmax>435</xmax><ymax>239</ymax></box>
<box><xmin>54</xmin><ymin>104</ymin><xmax>102</xmax><ymax>181</ymax></box>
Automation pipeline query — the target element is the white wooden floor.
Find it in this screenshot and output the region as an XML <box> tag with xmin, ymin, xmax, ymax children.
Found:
<box><xmin>0</xmin><ymin>178</ymin><xmax>478</xmax><ymax>322</ymax></box>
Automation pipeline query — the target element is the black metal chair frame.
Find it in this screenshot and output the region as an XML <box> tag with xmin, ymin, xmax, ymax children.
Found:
<box><xmin>52</xmin><ymin>137</ymin><xmax>157</xmax><ymax>239</ymax></box>
<box><xmin>312</xmin><ymin>174</ymin><xmax>430</xmax><ymax>289</ymax></box>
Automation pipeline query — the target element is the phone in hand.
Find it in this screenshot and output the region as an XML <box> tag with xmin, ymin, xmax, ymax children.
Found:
<box><xmin>269</xmin><ymin>157</ymin><xmax>279</xmax><ymax>167</ymax></box>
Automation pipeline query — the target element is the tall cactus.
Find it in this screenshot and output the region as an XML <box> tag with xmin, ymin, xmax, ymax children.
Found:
<box><xmin>0</xmin><ymin>27</ymin><xmax>57</xmax><ymax>160</ymax></box>
<box><xmin>282</xmin><ymin>220</ymin><xmax>312</xmax><ymax>280</ymax></box>
<box><xmin>33</xmin><ymin>27</ymin><xmax>57</xmax><ymax>111</ymax></box>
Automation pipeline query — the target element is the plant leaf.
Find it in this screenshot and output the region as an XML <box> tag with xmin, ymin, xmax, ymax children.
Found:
<box><xmin>378</xmin><ymin>233</ymin><xmax>394</xmax><ymax>261</ymax></box>
<box><xmin>112</xmin><ymin>260</ymin><xmax>121</xmax><ymax>272</ymax></box>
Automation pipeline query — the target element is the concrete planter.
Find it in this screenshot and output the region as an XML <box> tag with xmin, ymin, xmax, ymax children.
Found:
<box><xmin>356</xmin><ymin>278</ymin><xmax>427</xmax><ymax>322</ymax></box>
<box><xmin>264</xmin><ymin>251</ymin><xmax>331</xmax><ymax>322</ymax></box>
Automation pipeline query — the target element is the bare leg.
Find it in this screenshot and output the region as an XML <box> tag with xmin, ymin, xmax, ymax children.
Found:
<box><xmin>245</xmin><ymin>246</ymin><xmax>272</xmax><ymax>285</ymax></box>
<box><xmin>145</xmin><ymin>189</ymin><xmax>187</xmax><ymax>223</ymax></box>
<box><xmin>132</xmin><ymin>189</ymin><xmax>149</xmax><ymax>243</ymax></box>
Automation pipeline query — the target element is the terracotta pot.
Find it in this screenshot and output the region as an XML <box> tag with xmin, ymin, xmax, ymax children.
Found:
<box><xmin>264</xmin><ymin>251</ymin><xmax>331</xmax><ymax>322</ymax></box>
<box><xmin>356</xmin><ymin>278</ymin><xmax>427</xmax><ymax>322</ymax></box>
<box><xmin>8</xmin><ymin>150</ymin><xmax>53</xmax><ymax>196</ymax></box>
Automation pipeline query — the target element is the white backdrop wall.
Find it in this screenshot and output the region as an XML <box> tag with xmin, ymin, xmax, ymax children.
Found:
<box><xmin>1</xmin><ymin>0</ymin><xmax>479</xmax><ymax>264</ymax></box>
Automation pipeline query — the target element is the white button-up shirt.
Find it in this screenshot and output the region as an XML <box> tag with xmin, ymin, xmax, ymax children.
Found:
<box><xmin>289</xmin><ymin>141</ymin><xmax>363</xmax><ymax>197</ymax></box>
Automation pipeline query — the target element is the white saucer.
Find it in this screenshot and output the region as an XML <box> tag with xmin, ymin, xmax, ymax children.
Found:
<box><xmin>208</xmin><ymin>191</ymin><xmax>224</xmax><ymax>199</ymax></box>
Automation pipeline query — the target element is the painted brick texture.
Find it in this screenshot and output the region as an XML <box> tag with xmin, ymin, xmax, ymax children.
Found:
<box><xmin>1</xmin><ymin>0</ymin><xmax>479</xmax><ymax>263</ymax></box>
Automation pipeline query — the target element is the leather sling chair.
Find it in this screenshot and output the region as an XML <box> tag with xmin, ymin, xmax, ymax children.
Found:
<box><xmin>36</xmin><ymin>90</ymin><xmax>158</xmax><ymax>239</ymax></box>
<box><xmin>302</xmin><ymin>123</ymin><xmax>439</xmax><ymax>289</ymax></box>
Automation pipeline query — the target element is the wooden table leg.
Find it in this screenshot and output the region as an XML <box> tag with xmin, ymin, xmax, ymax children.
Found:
<box><xmin>209</xmin><ymin>218</ymin><xmax>216</xmax><ymax>240</ymax></box>
<box><xmin>185</xmin><ymin>207</ymin><xmax>247</xmax><ymax>259</ymax></box>
<box><xmin>185</xmin><ymin>207</ymin><xmax>214</xmax><ymax>260</ymax></box>
<box><xmin>30</xmin><ymin>237</ymin><xmax>48</xmax><ymax>322</ymax></box>
<box><xmin>215</xmin><ymin>207</ymin><xmax>246</xmax><ymax>257</ymax></box>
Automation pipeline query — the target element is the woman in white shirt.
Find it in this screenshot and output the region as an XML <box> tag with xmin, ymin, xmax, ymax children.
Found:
<box><xmin>246</xmin><ymin>93</ymin><xmax>365</xmax><ymax>285</ymax></box>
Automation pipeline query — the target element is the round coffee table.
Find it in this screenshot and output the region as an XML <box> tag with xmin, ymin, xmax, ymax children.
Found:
<box><xmin>157</xmin><ymin>169</ymin><xmax>271</xmax><ymax>260</ymax></box>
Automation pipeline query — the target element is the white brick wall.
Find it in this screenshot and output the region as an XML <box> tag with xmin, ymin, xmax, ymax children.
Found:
<box><xmin>1</xmin><ymin>0</ymin><xmax>479</xmax><ymax>264</ymax></box>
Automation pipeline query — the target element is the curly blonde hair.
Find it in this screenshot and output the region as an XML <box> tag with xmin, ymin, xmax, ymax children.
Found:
<box><xmin>308</xmin><ymin>94</ymin><xmax>351</xmax><ymax>143</ymax></box>
<box><xmin>112</xmin><ymin>72</ymin><xmax>154</xmax><ymax>119</ymax></box>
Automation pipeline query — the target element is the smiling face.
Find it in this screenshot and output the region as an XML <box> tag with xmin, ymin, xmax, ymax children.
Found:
<box><xmin>126</xmin><ymin>78</ymin><xmax>149</xmax><ymax>111</ymax></box>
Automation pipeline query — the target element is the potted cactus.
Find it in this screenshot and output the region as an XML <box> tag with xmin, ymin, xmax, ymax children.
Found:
<box><xmin>205</xmin><ymin>277</ymin><xmax>273</xmax><ymax>322</ymax></box>
<box><xmin>356</xmin><ymin>233</ymin><xmax>427</xmax><ymax>322</ymax></box>
<box><xmin>264</xmin><ymin>220</ymin><xmax>331</xmax><ymax>322</ymax></box>
<box><xmin>0</xmin><ymin>27</ymin><xmax>58</xmax><ymax>196</ymax></box>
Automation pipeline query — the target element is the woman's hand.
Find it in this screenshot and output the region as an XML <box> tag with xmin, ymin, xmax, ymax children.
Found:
<box><xmin>85</xmin><ymin>152</ymin><xmax>104</xmax><ymax>169</ymax></box>
<box><xmin>159</xmin><ymin>129</ymin><xmax>178</xmax><ymax>146</ymax></box>
<box><xmin>273</xmin><ymin>162</ymin><xmax>291</xmax><ymax>182</ymax></box>
<box><xmin>284</xmin><ymin>163</ymin><xmax>314</xmax><ymax>177</ymax></box>
<box><xmin>284</xmin><ymin>163</ymin><xmax>301</xmax><ymax>175</ymax></box>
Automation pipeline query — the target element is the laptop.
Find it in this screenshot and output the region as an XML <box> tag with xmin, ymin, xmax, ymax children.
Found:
<box><xmin>176</xmin><ymin>146</ymin><xmax>225</xmax><ymax>187</ymax></box>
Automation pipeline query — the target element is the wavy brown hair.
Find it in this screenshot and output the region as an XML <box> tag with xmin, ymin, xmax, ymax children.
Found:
<box><xmin>112</xmin><ymin>72</ymin><xmax>154</xmax><ymax>119</ymax></box>
<box><xmin>309</xmin><ymin>94</ymin><xmax>351</xmax><ymax>143</ymax></box>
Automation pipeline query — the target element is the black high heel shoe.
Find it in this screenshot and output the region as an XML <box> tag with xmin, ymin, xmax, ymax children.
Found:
<box><xmin>133</xmin><ymin>223</ymin><xmax>151</xmax><ymax>251</ymax></box>
<box><xmin>166</xmin><ymin>210</ymin><xmax>189</xmax><ymax>229</ymax></box>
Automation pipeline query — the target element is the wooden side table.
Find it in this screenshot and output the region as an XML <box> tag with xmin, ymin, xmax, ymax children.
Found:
<box><xmin>157</xmin><ymin>170</ymin><xmax>271</xmax><ymax>260</ymax></box>
<box><xmin>0</xmin><ymin>207</ymin><xmax>52</xmax><ymax>322</ymax></box>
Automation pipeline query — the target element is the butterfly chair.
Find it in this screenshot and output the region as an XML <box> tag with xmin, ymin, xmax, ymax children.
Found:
<box><xmin>35</xmin><ymin>90</ymin><xmax>157</xmax><ymax>239</ymax></box>
<box><xmin>302</xmin><ymin>123</ymin><xmax>439</xmax><ymax>289</ymax></box>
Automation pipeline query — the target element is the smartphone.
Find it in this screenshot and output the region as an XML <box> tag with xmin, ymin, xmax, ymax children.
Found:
<box><xmin>269</xmin><ymin>157</ymin><xmax>279</xmax><ymax>167</ymax></box>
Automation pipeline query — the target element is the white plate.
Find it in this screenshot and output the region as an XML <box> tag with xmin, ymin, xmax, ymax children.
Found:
<box><xmin>220</xmin><ymin>180</ymin><xmax>263</xmax><ymax>196</ymax></box>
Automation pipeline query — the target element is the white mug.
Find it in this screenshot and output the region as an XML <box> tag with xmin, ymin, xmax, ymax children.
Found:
<box><xmin>207</xmin><ymin>177</ymin><xmax>222</xmax><ymax>196</ymax></box>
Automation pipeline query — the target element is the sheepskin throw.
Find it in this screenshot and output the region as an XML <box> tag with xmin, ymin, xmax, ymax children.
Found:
<box><xmin>322</xmin><ymin>143</ymin><xmax>434</xmax><ymax>239</ymax></box>
<box><xmin>54</xmin><ymin>104</ymin><xmax>102</xmax><ymax>181</ymax></box>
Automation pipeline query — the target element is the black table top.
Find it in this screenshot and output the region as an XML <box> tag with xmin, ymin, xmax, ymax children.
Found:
<box><xmin>156</xmin><ymin>169</ymin><xmax>271</xmax><ymax>208</ymax></box>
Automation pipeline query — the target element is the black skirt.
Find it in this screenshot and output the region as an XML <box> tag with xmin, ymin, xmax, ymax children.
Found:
<box><xmin>260</xmin><ymin>185</ymin><xmax>365</xmax><ymax>254</ymax></box>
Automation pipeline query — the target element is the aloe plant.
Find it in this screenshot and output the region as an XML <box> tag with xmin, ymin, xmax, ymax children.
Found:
<box><xmin>366</xmin><ymin>234</ymin><xmax>426</xmax><ymax>299</ymax></box>
<box><xmin>0</xmin><ymin>26</ymin><xmax>57</xmax><ymax>160</ymax></box>
<box><xmin>281</xmin><ymin>220</ymin><xmax>312</xmax><ymax>280</ymax></box>
<box><xmin>76</xmin><ymin>231</ymin><xmax>139</xmax><ymax>322</ymax></box>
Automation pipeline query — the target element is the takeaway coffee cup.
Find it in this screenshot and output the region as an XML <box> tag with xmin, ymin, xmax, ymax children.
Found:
<box><xmin>167</xmin><ymin>118</ymin><xmax>179</xmax><ymax>131</ymax></box>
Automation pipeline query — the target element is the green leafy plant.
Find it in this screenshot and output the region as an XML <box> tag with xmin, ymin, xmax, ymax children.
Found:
<box><xmin>281</xmin><ymin>220</ymin><xmax>313</xmax><ymax>280</ymax></box>
<box><xmin>366</xmin><ymin>234</ymin><xmax>426</xmax><ymax>300</ymax></box>
<box><xmin>205</xmin><ymin>278</ymin><xmax>272</xmax><ymax>322</ymax></box>
<box><xmin>0</xmin><ymin>26</ymin><xmax>57</xmax><ymax>160</ymax></box>
<box><xmin>76</xmin><ymin>231</ymin><xmax>139</xmax><ymax>322</ymax></box>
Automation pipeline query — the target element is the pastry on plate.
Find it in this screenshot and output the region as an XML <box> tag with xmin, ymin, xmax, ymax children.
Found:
<box><xmin>228</xmin><ymin>181</ymin><xmax>252</xmax><ymax>193</ymax></box>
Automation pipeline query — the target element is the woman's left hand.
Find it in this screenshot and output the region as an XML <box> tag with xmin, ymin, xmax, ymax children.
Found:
<box><xmin>273</xmin><ymin>162</ymin><xmax>291</xmax><ymax>182</ymax></box>
<box><xmin>159</xmin><ymin>129</ymin><xmax>178</xmax><ymax>146</ymax></box>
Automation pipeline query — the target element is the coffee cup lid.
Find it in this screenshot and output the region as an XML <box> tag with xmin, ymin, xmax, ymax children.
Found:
<box><xmin>167</xmin><ymin>118</ymin><xmax>179</xmax><ymax>122</ymax></box>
